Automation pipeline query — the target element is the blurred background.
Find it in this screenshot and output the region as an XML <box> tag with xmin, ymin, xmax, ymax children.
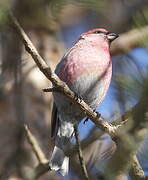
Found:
<box><xmin>0</xmin><ymin>0</ymin><xmax>148</xmax><ymax>179</ymax></box>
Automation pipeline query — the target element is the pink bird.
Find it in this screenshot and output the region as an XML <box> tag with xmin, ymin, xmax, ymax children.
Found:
<box><xmin>49</xmin><ymin>28</ymin><xmax>118</xmax><ymax>175</ymax></box>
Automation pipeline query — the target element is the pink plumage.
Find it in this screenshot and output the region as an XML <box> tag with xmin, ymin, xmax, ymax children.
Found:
<box><xmin>49</xmin><ymin>28</ymin><xmax>118</xmax><ymax>176</ymax></box>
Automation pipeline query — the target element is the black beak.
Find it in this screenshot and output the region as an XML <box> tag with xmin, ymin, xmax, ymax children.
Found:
<box><xmin>107</xmin><ymin>33</ymin><xmax>119</xmax><ymax>42</ymax></box>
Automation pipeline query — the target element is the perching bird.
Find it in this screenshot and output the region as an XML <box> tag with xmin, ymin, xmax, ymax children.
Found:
<box><xmin>49</xmin><ymin>28</ymin><xmax>118</xmax><ymax>176</ymax></box>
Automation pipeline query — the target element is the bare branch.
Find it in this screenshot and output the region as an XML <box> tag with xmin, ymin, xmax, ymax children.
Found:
<box><xmin>129</xmin><ymin>155</ymin><xmax>145</xmax><ymax>180</ymax></box>
<box><xmin>42</xmin><ymin>87</ymin><xmax>60</xmax><ymax>92</ymax></box>
<box><xmin>74</xmin><ymin>124</ymin><xmax>89</xmax><ymax>180</ymax></box>
<box><xmin>24</xmin><ymin>125</ymin><xmax>48</xmax><ymax>164</ymax></box>
<box><xmin>105</xmin><ymin>131</ymin><xmax>146</xmax><ymax>180</ymax></box>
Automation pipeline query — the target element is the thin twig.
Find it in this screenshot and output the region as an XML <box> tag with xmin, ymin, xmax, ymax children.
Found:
<box><xmin>24</xmin><ymin>125</ymin><xmax>48</xmax><ymax>164</ymax></box>
<box><xmin>74</xmin><ymin>124</ymin><xmax>89</xmax><ymax>180</ymax></box>
<box><xmin>129</xmin><ymin>155</ymin><xmax>145</xmax><ymax>180</ymax></box>
<box><xmin>42</xmin><ymin>87</ymin><xmax>60</xmax><ymax>92</ymax></box>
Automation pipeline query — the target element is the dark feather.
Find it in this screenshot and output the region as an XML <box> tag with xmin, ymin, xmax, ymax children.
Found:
<box><xmin>51</xmin><ymin>103</ymin><xmax>59</xmax><ymax>138</ymax></box>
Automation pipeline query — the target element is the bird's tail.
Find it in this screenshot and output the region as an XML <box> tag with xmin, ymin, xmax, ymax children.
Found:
<box><xmin>49</xmin><ymin>146</ymin><xmax>69</xmax><ymax>176</ymax></box>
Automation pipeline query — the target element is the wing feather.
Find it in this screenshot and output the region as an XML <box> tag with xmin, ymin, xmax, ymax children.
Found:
<box><xmin>51</xmin><ymin>103</ymin><xmax>59</xmax><ymax>138</ymax></box>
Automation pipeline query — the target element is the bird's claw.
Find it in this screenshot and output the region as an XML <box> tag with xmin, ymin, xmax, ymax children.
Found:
<box><xmin>74</xmin><ymin>92</ymin><xmax>83</xmax><ymax>102</ymax></box>
<box><xmin>93</xmin><ymin>110</ymin><xmax>101</xmax><ymax>118</ymax></box>
<box><xmin>83</xmin><ymin>117</ymin><xmax>89</xmax><ymax>124</ymax></box>
<box><xmin>83</xmin><ymin>111</ymin><xmax>101</xmax><ymax>124</ymax></box>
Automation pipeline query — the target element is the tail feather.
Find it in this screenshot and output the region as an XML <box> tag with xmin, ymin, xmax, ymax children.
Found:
<box><xmin>49</xmin><ymin>146</ymin><xmax>69</xmax><ymax>176</ymax></box>
<box><xmin>60</xmin><ymin>156</ymin><xmax>69</xmax><ymax>176</ymax></box>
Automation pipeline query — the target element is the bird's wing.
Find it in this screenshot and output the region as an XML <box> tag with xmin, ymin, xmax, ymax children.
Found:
<box><xmin>51</xmin><ymin>103</ymin><xmax>59</xmax><ymax>138</ymax></box>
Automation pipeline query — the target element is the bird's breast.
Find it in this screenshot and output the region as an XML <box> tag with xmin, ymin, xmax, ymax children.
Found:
<box><xmin>57</xmin><ymin>44</ymin><xmax>111</xmax><ymax>85</ymax></box>
<box><xmin>70</xmin><ymin>62</ymin><xmax>112</xmax><ymax>108</ymax></box>
<box><xmin>55</xmin><ymin>43</ymin><xmax>112</xmax><ymax>108</ymax></box>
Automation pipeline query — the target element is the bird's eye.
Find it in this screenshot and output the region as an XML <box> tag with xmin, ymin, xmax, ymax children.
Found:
<box><xmin>93</xmin><ymin>31</ymin><xmax>102</xmax><ymax>34</ymax></box>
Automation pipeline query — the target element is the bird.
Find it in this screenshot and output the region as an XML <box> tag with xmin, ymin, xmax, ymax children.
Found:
<box><xmin>49</xmin><ymin>28</ymin><xmax>118</xmax><ymax>176</ymax></box>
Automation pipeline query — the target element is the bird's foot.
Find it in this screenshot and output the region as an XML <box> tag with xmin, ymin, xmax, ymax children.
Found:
<box><xmin>74</xmin><ymin>92</ymin><xmax>83</xmax><ymax>102</ymax></box>
<box><xmin>83</xmin><ymin>117</ymin><xmax>89</xmax><ymax>124</ymax></box>
<box><xmin>83</xmin><ymin>111</ymin><xmax>101</xmax><ymax>124</ymax></box>
<box><xmin>93</xmin><ymin>110</ymin><xmax>101</xmax><ymax>119</ymax></box>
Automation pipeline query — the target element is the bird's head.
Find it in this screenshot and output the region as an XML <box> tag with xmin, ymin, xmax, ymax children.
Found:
<box><xmin>80</xmin><ymin>28</ymin><xmax>119</xmax><ymax>43</ymax></box>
